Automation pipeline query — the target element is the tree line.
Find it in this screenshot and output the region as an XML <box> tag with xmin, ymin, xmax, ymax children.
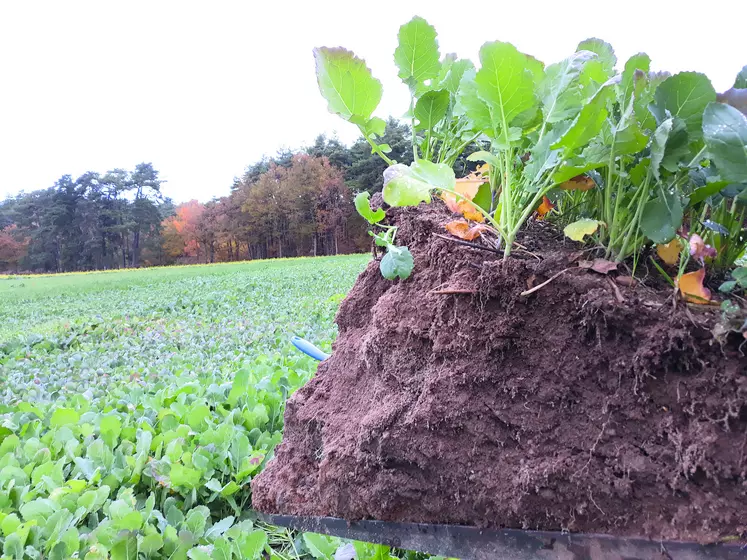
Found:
<box><xmin>0</xmin><ymin>118</ymin><xmax>478</xmax><ymax>272</ymax></box>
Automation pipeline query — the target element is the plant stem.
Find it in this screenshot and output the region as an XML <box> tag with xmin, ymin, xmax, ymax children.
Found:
<box><xmin>363</xmin><ymin>134</ymin><xmax>393</xmax><ymax>166</ymax></box>
<box><xmin>686</xmin><ymin>145</ymin><xmax>707</xmax><ymax>168</ymax></box>
<box><xmin>410</xmin><ymin>97</ymin><xmax>418</xmax><ymax>161</ymax></box>
<box><xmin>616</xmin><ymin>175</ymin><xmax>650</xmax><ymax>262</ymax></box>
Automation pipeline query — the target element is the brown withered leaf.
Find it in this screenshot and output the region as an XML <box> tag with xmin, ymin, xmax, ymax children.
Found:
<box><xmin>559</xmin><ymin>174</ymin><xmax>595</xmax><ymax>191</ymax></box>
<box><xmin>615</xmin><ymin>275</ymin><xmax>637</xmax><ymax>287</ymax></box>
<box><xmin>444</xmin><ymin>220</ymin><xmax>490</xmax><ymax>241</ymax></box>
<box><xmin>578</xmin><ymin>258</ymin><xmax>618</xmax><ymax>275</ymax></box>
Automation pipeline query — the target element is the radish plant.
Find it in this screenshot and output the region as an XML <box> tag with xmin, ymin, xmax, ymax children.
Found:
<box><xmin>315</xmin><ymin>16</ymin><xmax>747</xmax><ymax>286</ymax></box>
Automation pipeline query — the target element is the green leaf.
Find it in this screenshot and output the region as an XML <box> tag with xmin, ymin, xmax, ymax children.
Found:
<box><xmin>382</xmin><ymin>165</ymin><xmax>432</xmax><ymax>207</ymax></box>
<box><xmin>354</xmin><ymin>192</ymin><xmax>385</xmax><ymax>225</ymax></box>
<box><xmin>689</xmin><ymin>180</ymin><xmax>731</xmax><ymax>206</ymax></box>
<box><xmin>611</xmin><ymin>120</ymin><xmax>649</xmax><ymax>156</ymax></box>
<box><xmin>227</xmin><ymin>368</ymin><xmax>249</xmax><ymax>406</ymax></box>
<box><xmin>380</xmin><ymin>247</ymin><xmax>414</xmax><ymax>280</ymax></box>
<box><xmin>650</xmin><ymin>118</ymin><xmax>690</xmax><ymax>179</ymax></box>
<box><xmin>186</xmin><ymin>404</ymin><xmax>211</xmax><ymax>432</ymax></box>
<box><xmin>439</xmin><ymin>58</ymin><xmax>474</xmax><ymax>95</ymax></box>
<box><xmin>364</xmin><ymin>116</ymin><xmax>386</xmax><ymax>138</ymax></box>
<box><xmin>99</xmin><ymin>415</ymin><xmax>122</xmax><ymax>447</ymax></box>
<box><xmin>734</xmin><ymin>65</ymin><xmax>747</xmax><ymax>89</ymax></box>
<box><xmin>205</xmin><ymin>517</ymin><xmax>234</xmax><ymax>540</ymax></box>
<box><xmin>211</xmin><ymin>538</ymin><xmax>232</xmax><ymax>560</ymax></box>
<box><xmin>703</xmin><ymin>102</ymin><xmax>747</xmax><ymax>183</ymax></box>
<box><xmin>238</xmin><ymin>529</ymin><xmax>268</xmax><ymax>559</ymax></box>
<box><xmin>394</xmin><ymin>16</ymin><xmax>440</xmax><ymax>90</ymax></box>
<box><xmin>1</xmin><ymin>514</ymin><xmax>20</xmax><ymax>537</ymax></box>
<box><xmin>314</xmin><ymin>47</ymin><xmax>382</xmax><ymax>123</ymax></box>
<box><xmin>466</xmin><ymin>151</ymin><xmax>501</xmax><ymax>168</ymax></box>
<box><xmin>640</xmin><ymin>189</ymin><xmax>684</xmax><ymax>244</ymax></box>
<box><xmin>410</xmin><ymin>160</ymin><xmax>455</xmax><ymax>190</ymax></box>
<box><xmin>111</xmin><ymin>534</ymin><xmax>138</xmax><ymax>560</ymax></box>
<box><xmin>414</xmin><ymin>90</ymin><xmax>450</xmax><ymax>130</ymax></box>
<box><xmin>303</xmin><ymin>533</ymin><xmax>340</xmax><ymax>559</ymax></box>
<box><xmin>50</xmin><ymin>408</ymin><xmax>79</xmax><ymax>427</ymax></box>
<box><xmin>475</xmin><ymin>41</ymin><xmax>540</xmax><ymax>137</ymax></box>
<box><xmin>553</xmin><ymin>77</ymin><xmax>618</xmax><ymax>154</ymax></box>
<box><xmin>720</xmin><ymin>280</ymin><xmax>737</xmax><ymax>293</ymax></box>
<box><xmin>564</xmin><ymin>219</ymin><xmax>603</xmax><ymax>242</ymax></box>
<box><xmin>3</xmin><ymin>533</ymin><xmax>23</xmax><ymax>560</ymax></box>
<box><xmin>652</xmin><ymin>72</ymin><xmax>716</xmax><ymax>140</ymax></box>
<box><xmin>539</xmin><ymin>50</ymin><xmax>597</xmax><ymax>124</ymax></box>
<box><xmin>139</xmin><ymin>533</ymin><xmax>164</xmax><ymax>555</ymax></box>
<box><xmin>169</xmin><ymin>464</ymin><xmax>201</xmax><ymax>489</ymax></box>
<box><xmin>184</xmin><ymin>507</ymin><xmax>210</xmax><ymax>538</ymax></box>
<box><xmin>577</xmin><ymin>38</ymin><xmax>616</xmax><ymax>74</ymax></box>
<box><xmin>187</xmin><ymin>548</ymin><xmax>212</xmax><ymax>560</ymax></box>
<box><xmin>472</xmin><ymin>183</ymin><xmax>493</xmax><ymax>213</ymax></box>
<box><xmin>620</xmin><ymin>53</ymin><xmax>651</xmax><ymax>103</ymax></box>
<box><xmin>455</xmin><ymin>68</ymin><xmax>492</xmax><ymax>132</ymax></box>
<box><xmin>19</xmin><ymin>498</ymin><xmax>56</xmax><ymax>524</ymax></box>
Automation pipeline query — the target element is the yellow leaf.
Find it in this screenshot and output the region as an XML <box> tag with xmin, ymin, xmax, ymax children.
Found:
<box><xmin>678</xmin><ymin>268</ymin><xmax>711</xmax><ymax>304</ymax></box>
<box><xmin>442</xmin><ymin>171</ymin><xmax>488</xmax><ymax>222</ymax></box>
<box><xmin>536</xmin><ymin>196</ymin><xmax>554</xmax><ymax>218</ymax></box>
<box><xmin>564</xmin><ymin>218</ymin><xmax>602</xmax><ymax>242</ymax></box>
<box><xmin>656</xmin><ymin>239</ymin><xmax>681</xmax><ymax>266</ymax></box>
<box><xmin>559</xmin><ymin>175</ymin><xmax>595</xmax><ymax>191</ymax></box>
<box><xmin>444</xmin><ymin>220</ymin><xmax>489</xmax><ymax>241</ymax></box>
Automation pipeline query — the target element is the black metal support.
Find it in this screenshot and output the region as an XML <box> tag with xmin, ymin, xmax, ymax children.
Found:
<box><xmin>259</xmin><ymin>513</ymin><xmax>746</xmax><ymax>560</ymax></box>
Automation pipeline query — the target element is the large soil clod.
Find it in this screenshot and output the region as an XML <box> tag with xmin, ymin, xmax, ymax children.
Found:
<box><xmin>252</xmin><ymin>202</ymin><xmax>747</xmax><ymax>543</ymax></box>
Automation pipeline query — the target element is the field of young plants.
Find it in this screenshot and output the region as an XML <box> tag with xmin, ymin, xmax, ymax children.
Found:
<box><xmin>0</xmin><ymin>257</ymin><xmax>443</xmax><ymax>560</ymax></box>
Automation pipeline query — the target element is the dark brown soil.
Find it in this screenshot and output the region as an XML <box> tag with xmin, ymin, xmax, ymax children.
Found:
<box><xmin>252</xmin><ymin>201</ymin><xmax>747</xmax><ymax>543</ymax></box>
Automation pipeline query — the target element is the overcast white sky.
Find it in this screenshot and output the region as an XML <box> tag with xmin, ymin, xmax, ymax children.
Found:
<box><xmin>0</xmin><ymin>1</ymin><xmax>745</xmax><ymax>203</ymax></box>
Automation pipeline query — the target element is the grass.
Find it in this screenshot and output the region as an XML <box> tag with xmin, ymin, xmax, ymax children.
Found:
<box><xmin>0</xmin><ymin>255</ymin><xmax>444</xmax><ymax>560</ymax></box>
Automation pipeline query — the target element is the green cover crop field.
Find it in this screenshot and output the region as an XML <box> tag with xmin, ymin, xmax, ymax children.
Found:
<box><xmin>0</xmin><ymin>257</ymin><xmax>435</xmax><ymax>560</ymax></box>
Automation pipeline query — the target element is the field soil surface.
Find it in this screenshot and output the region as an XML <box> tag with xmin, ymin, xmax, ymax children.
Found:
<box><xmin>252</xmin><ymin>202</ymin><xmax>747</xmax><ymax>543</ymax></box>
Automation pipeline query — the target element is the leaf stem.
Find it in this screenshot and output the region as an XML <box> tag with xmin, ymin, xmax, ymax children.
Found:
<box><xmin>362</xmin><ymin>134</ymin><xmax>393</xmax><ymax>166</ymax></box>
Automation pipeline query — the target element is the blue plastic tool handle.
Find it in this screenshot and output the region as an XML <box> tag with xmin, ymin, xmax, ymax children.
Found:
<box><xmin>291</xmin><ymin>336</ymin><xmax>330</xmax><ymax>361</ymax></box>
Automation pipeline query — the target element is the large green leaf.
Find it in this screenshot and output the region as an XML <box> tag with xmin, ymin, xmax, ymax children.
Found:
<box><xmin>552</xmin><ymin>77</ymin><xmax>618</xmax><ymax>154</ymax></box>
<box><xmin>635</xmin><ymin>71</ymin><xmax>670</xmax><ymax>132</ymax></box>
<box><xmin>620</xmin><ymin>53</ymin><xmax>651</xmax><ymax>104</ymax></box>
<box><xmin>539</xmin><ymin>51</ymin><xmax>598</xmax><ymax>125</ymax></box>
<box><xmin>314</xmin><ymin>47</ymin><xmax>382</xmax><ymax>123</ymax></box>
<box><xmin>394</xmin><ymin>16</ymin><xmax>440</xmax><ymax>90</ymax></box>
<box><xmin>410</xmin><ymin>160</ymin><xmax>455</xmax><ymax>190</ymax></box>
<box><xmin>475</xmin><ymin>41</ymin><xmax>540</xmax><ymax>137</ymax></box>
<box><xmin>382</xmin><ymin>165</ymin><xmax>431</xmax><ymax>207</ymax></box>
<box><xmin>652</xmin><ymin>72</ymin><xmax>716</xmax><ymax>140</ymax></box>
<box><xmin>169</xmin><ymin>464</ymin><xmax>201</xmax><ymax>489</ymax></box>
<box><xmin>640</xmin><ymin>189</ymin><xmax>684</xmax><ymax>244</ymax></box>
<box><xmin>438</xmin><ymin>57</ymin><xmax>474</xmax><ymax>95</ymax></box>
<box><xmin>703</xmin><ymin>102</ymin><xmax>747</xmax><ymax>183</ymax></box>
<box><xmin>50</xmin><ymin>407</ymin><xmax>79</xmax><ymax>427</ymax></box>
<box><xmin>238</xmin><ymin>529</ymin><xmax>268</xmax><ymax>559</ymax></box>
<box><xmin>414</xmin><ymin>90</ymin><xmax>450</xmax><ymax>130</ymax></box>
<box><xmin>577</xmin><ymin>38</ymin><xmax>616</xmax><ymax>74</ymax></box>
